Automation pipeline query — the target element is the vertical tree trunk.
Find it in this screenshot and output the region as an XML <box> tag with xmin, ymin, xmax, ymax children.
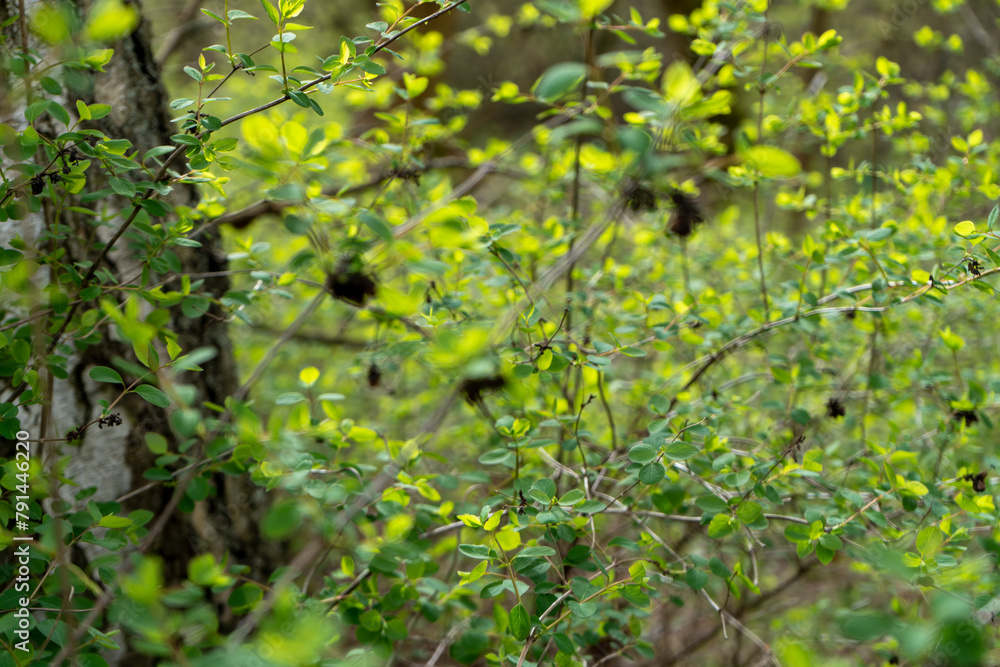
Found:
<box><xmin>1</xmin><ymin>2</ymin><xmax>279</xmax><ymax>663</ymax></box>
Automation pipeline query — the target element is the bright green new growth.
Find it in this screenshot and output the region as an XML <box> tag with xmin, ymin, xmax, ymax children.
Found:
<box><xmin>3</xmin><ymin>0</ymin><xmax>1000</xmax><ymax>665</ymax></box>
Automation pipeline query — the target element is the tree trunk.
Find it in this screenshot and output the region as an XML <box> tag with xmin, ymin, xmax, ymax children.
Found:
<box><xmin>0</xmin><ymin>2</ymin><xmax>279</xmax><ymax>664</ymax></box>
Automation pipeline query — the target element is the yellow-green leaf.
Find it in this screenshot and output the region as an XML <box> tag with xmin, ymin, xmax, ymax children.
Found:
<box><xmin>663</xmin><ymin>61</ymin><xmax>700</xmax><ymax>106</ymax></box>
<box><xmin>299</xmin><ymin>366</ymin><xmax>320</xmax><ymax>387</ymax></box>
<box><xmin>578</xmin><ymin>0</ymin><xmax>614</xmax><ymax>17</ymax></box>
<box><xmin>939</xmin><ymin>327</ymin><xmax>964</xmax><ymax>351</ymax></box>
<box><xmin>740</xmin><ymin>146</ymin><xmax>802</xmax><ymax>178</ymax></box>
<box><xmin>86</xmin><ymin>0</ymin><xmax>139</xmax><ymax>42</ymax></box>
<box><xmin>954</xmin><ymin>220</ymin><xmax>976</xmax><ymax>236</ymax></box>
<box><xmin>98</xmin><ymin>515</ymin><xmax>132</xmax><ymax>528</ymax></box>
<box><xmin>483</xmin><ymin>511</ymin><xmax>501</xmax><ymax>531</ymax></box>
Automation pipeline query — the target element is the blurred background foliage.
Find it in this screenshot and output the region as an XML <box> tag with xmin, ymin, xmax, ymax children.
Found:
<box><xmin>7</xmin><ymin>0</ymin><xmax>1000</xmax><ymax>665</ymax></box>
<box><xmin>139</xmin><ymin>0</ymin><xmax>1000</xmax><ymax>664</ymax></box>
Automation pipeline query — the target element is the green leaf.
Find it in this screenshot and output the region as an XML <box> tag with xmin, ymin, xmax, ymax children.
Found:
<box><xmin>86</xmin><ymin>0</ymin><xmax>139</xmax><ymax>41</ymax></box>
<box><xmin>201</xmin><ymin>8</ymin><xmax>227</xmax><ymax>24</ymax></box>
<box><xmin>514</xmin><ymin>546</ymin><xmax>556</xmax><ymax>559</ymax></box>
<box><xmin>532</xmin><ymin>62</ymin><xmax>587</xmax><ymax>103</ymax></box>
<box><xmin>359</xmin><ymin>209</ymin><xmax>394</xmax><ymax>243</ymax></box>
<box><xmin>531</xmin><ymin>478</ymin><xmax>557</xmax><ymax>498</ymax></box>
<box><xmin>509</xmin><ymin>603</ymin><xmax>530</xmax><ymax>641</ymax></box>
<box><xmin>686</xmin><ymin>568</ymin><xmax>708</xmax><ymax>591</ymax></box>
<box><xmin>954</xmin><ymin>220</ymin><xmax>976</xmax><ymax>236</ymax></box>
<box><xmin>385</xmin><ymin>618</ymin><xmax>407</xmax><ymax>640</ymax></box>
<box><xmin>707</xmin><ymin>513</ymin><xmax>737</xmax><ymax>538</ymax></box>
<box><xmin>816</xmin><ymin>544</ymin><xmax>835</xmax><ymax>565</ymax></box>
<box><xmin>108</xmin><ymin>177</ymin><xmax>136</xmax><ymax>198</ymax></box>
<box><xmin>770</xmin><ymin>366</ymin><xmax>792</xmax><ymax>383</ymax></box>
<box><xmin>916</xmin><ymin>525</ymin><xmax>943</xmax><ymax>557</ymax></box>
<box><xmin>638</xmin><ymin>462</ymin><xmax>665</xmax><ymax>485</ymax></box>
<box><xmin>695</xmin><ymin>495</ymin><xmax>728</xmax><ymax>514</ymax></box>
<box><xmin>361</xmin><ymin>60</ymin><xmax>386</xmax><ymax>75</ymax></box>
<box><xmin>580</xmin><ymin>0</ymin><xmax>614</xmax><ymax>17</ymax></box>
<box><xmin>360</xmin><ymin>609</ymin><xmax>382</xmax><ymax>631</ymax></box>
<box><xmin>287</xmin><ymin>90</ymin><xmax>310</xmax><ymax>107</ymax></box>
<box><xmin>553</xmin><ymin>632</ymin><xmax>574</xmax><ymax>655</ymax></box>
<box><xmin>740</xmin><ymin>145</ymin><xmax>802</xmax><ymax>178</ymax></box>
<box><xmin>867</xmin><ymin>227</ymin><xmax>894</xmax><ymax>242</ymax></box>
<box><xmin>480</xmin><ymin>580</ymin><xmax>506</xmax><ymax>598</ymax></box>
<box><xmin>132</xmin><ymin>384</ymin><xmax>170</xmax><ymax>407</ymax></box>
<box><xmin>89</xmin><ymin>366</ymin><xmax>123</xmax><ymax>385</ymax></box>
<box><xmin>0</xmin><ymin>249</ymin><xmax>24</xmax><ymax>266</ymax></box>
<box><xmin>139</xmin><ymin>199</ymin><xmax>170</xmax><ymax>217</ymax></box>
<box><xmin>571</xmin><ymin>577</ymin><xmax>600</xmax><ymax>599</ymax></box>
<box><xmin>558</xmin><ymin>489</ymin><xmax>585</xmax><ymax>505</ymax></box>
<box><xmin>619</xmin><ymin>584</ymin><xmax>650</xmax><ymax>608</ymax></box>
<box><xmin>188</xmin><ymin>552</ymin><xmax>225</xmax><ymax>586</ymax></box>
<box><xmin>567</xmin><ymin>600</ymin><xmax>597</xmax><ymax>618</ymax></box>
<box><xmin>663</xmin><ymin>60</ymin><xmax>699</xmax><ymax>105</ymax></box>
<box><xmin>98</xmin><ymin>515</ymin><xmax>132</xmax><ymax>528</ymax></box>
<box><xmin>25</xmin><ymin>100</ymin><xmax>49</xmax><ymax>124</ymax></box>
<box><xmin>479</xmin><ymin>448</ymin><xmax>514</xmax><ymax>465</ymax></box>
<box><xmin>784</xmin><ymin>523</ymin><xmax>812</xmax><ymax>543</ymax></box>
<box><xmin>89</xmin><ymin>103</ymin><xmax>112</xmax><ymax>119</ymax></box>
<box><xmin>228</xmin><ymin>584</ymin><xmax>263</xmax><ymax>610</ymax></box>
<box><xmin>259</xmin><ymin>0</ymin><xmax>280</xmax><ymax>24</ymax></box>
<box><xmin>985</xmin><ymin>247</ymin><xmax>1000</xmax><ymax>268</ymax></box>
<box><xmin>708</xmin><ymin>557</ymin><xmax>730</xmax><ymax>578</ymax></box>
<box><xmin>736</xmin><ymin>501</ymin><xmax>763</xmax><ymax>525</ymax></box>
<box><xmin>628</xmin><ymin>443</ymin><xmax>657</xmax><ymax>464</ymax></box>
<box><xmin>458</xmin><ymin>544</ymin><xmax>492</xmax><ymax>560</ymax></box>
<box><xmin>576</xmin><ymin>500</ymin><xmax>606</xmax><ymax>514</ymax></box>
<box><xmin>664</xmin><ymin>442</ymin><xmax>699</xmax><ymax>460</ymax></box>
<box><xmin>275</xmin><ymin>391</ymin><xmax>305</xmax><ymax>405</ymax></box>
<box><xmin>819</xmin><ymin>533</ymin><xmax>843</xmax><ymax>551</ymax></box>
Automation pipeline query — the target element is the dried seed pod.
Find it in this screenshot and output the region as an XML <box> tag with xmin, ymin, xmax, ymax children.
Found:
<box><xmin>666</xmin><ymin>190</ymin><xmax>704</xmax><ymax>238</ymax></box>
<box><xmin>367</xmin><ymin>363</ymin><xmax>382</xmax><ymax>387</ymax></box>
<box><xmin>960</xmin><ymin>470</ymin><xmax>988</xmax><ymax>493</ymax></box>
<box><xmin>389</xmin><ymin>165</ymin><xmax>421</xmax><ymax>185</ymax></box>
<box><xmin>458</xmin><ymin>375</ymin><xmax>506</xmax><ymax>404</ymax></box>
<box><xmin>97</xmin><ymin>412</ymin><xmax>123</xmax><ymax>429</ymax></box>
<box><xmin>972</xmin><ymin>471</ymin><xmax>988</xmax><ymax>493</ymax></box>
<box><xmin>325</xmin><ymin>255</ymin><xmax>377</xmax><ymax>306</ymax></box>
<box><xmin>953</xmin><ymin>409</ymin><xmax>978</xmax><ymax>427</ymax></box>
<box><xmin>627</xmin><ymin>186</ymin><xmax>656</xmax><ymax>211</ymax></box>
<box><xmin>826</xmin><ymin>397</ymin><xmax>846</xmax><ymax>419</ymax></box>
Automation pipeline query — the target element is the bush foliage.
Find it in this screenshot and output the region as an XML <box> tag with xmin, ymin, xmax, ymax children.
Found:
<box><xmin>3</xmin><ymin>0</ymin><xmax>1000</xmax><ymax>665</ymax></box>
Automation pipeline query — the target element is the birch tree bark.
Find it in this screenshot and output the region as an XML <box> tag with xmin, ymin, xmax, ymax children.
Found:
<box><xmin>0</xmin><ymin>2</ymin><xmax>279</xmax><ymax>664</ymax></box>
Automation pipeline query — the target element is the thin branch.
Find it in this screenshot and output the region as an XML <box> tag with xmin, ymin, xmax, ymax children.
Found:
<box><xmin>154</xmin><ymin>0</ymin><xmax>204</xmax><ymax>67</ymax></box>
<box><xmin>192</xmin><ymin>157</ymin><xmax>471</xmax><ymax>237</ymax></box>
<box><xmin>424</xmin><ymin>617</ymin><xmax>471</xmax><ymax>667</ymax></box>
<box><xmin>217</xmin><ymin>0</ymin><xmax>470</xmax><ymax>128</ymax></box>
<box><xmin>596</xmin><ymin>371</ymin><xmax>617</xmax><ymax>453</ymax></box>
<box><xmin>752</xmin><ymin>14</ymin><xmax>771</xmax><ymax>322</ymax></box>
